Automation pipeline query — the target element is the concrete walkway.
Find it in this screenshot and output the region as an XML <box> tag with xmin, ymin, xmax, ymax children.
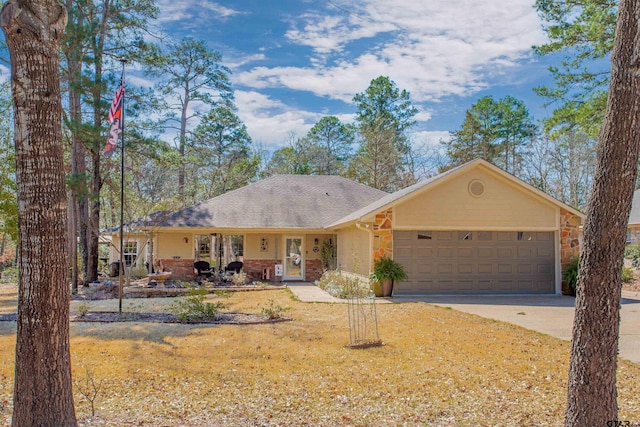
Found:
<box><xmin>286</xmin><ymin>282</ymin><xmax>640</xmax><ymax>364</ymax></box>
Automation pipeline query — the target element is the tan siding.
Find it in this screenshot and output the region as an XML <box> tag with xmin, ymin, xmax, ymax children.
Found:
<box><xmin>336</xmin><ymin>225</ymin><xmax>371</xmax><ymax>274</ymax></box>
<box><xmin>395</xmin><ymin>169</ymin><xmax>557</xmax><ymax>229</ymax></box>
<box><xmin>244</xmin><ymin>234</ymin><xmax>278</xmax><ymax>259</ymax></box>
<box><xmin>156</xmin><ymin>232</ymin><xmax>194</xmax><ymax>260</ymax></box>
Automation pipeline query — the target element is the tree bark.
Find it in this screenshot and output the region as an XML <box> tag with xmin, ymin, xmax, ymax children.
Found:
<box><xmin>0</xmin><ymin>1</ymin><xmax>77</xmax><ymax>425</ymax></box>
<box><xmin>565</xmin><ymin>0</ymin><xmax>640</xmax><ymax>425</ymax></box>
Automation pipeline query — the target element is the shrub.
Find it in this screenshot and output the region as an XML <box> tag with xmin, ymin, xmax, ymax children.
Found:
<box><xmin>129</xmin><ymin>266</ymin><xmax>149</xmax><ymax>280</ymax></box>
<box><xmin>371</xmin><ymin>257</ymin><xmax>408</xmax><ymax>283</ymax></box>
<box><xmin>622</xmin><ymin>266</ymin><xmax>634</xmax><ymax>283</ymax></box>
<box><xmin>315</xmin><ymin>270</ymin><xmax>371</xmax><ymax>299</ymax></box>
<box><xmin>77</xmin><ymin>302</ymin><xmax>90</xmax><ymax>318</ymax></box>
<box><xmin>625</xmin><ymin>242</ymin><xmax>640</xmax><ymax>267</ymax></box>
<box><xmin>0</xmin><ymin>266</ymin><xmax>18</xmax><ymax>284</ymax></box>
<box><xmin>231</xmin><ymin>271</ymin><xmax>247</xmax><ymax>286</ymax></box>
<box><xmin>563</xmin><ymin>257</ymin><xmax>579</xmax><ymax>295</ymax></box>
<box><xmin>170</xmin><ymin>289</ymin><xmax>224</xmax><ymax>322</ymax></box>
<box><xmin>261</xmin><ymin>299</ymin><xmax>290</xmax><ymax>320</ymax></box>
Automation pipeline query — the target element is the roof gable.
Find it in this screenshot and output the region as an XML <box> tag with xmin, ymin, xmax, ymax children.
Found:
<box><xmin>327</xmin><ymin>159</ymin><xmax>584</xmax><ymax>229</ymax></box>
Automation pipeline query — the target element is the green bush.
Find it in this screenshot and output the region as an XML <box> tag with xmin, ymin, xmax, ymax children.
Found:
<box><xmin>625</xmin><ymin>242</ymin><xmax>640</xmax><ymax>268</ymax></box>
<box><xmin>562</xmin><ymin>257</ymin><xmax>579</xmax><ymax>296</ymax></box>
<box><xmin>0</xmin><ymin>267</ymin><xmax>18</xmax><ymax>284</ymax></box>
<box><xmin>371</xmin><ymin>257</ymin><xmax>408</xmax><ymax>283</ymax></box>
<box><xmin>261</xmin><ymin>299</ymin><xmax>290</xmax><ymax>320</ymax></box>
<box><xmin>170</xmin><ymin>289</ymin><xmax>224</xmax><ymax>322</ymax></box>
<box><xmin>129</xmin><ymin>266</ymin><xmax>149</xmax><ymax>280</ymax></box>
<box><xmin>622</xmin><ymin>266</ymin><xmax>634</xmax><ymax>283</ymax></box>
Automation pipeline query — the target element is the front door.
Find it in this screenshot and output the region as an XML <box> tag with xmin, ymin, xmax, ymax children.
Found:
<box><xmin>284</xmin><ymin>237</ymin><xmax>303</xmax><ymax>280</ymax></box>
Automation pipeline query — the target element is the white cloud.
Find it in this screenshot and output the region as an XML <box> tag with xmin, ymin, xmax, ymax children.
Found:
<box><xmin>412</xmin><ymin>130</ymin><xmax>452</xmax><ymax>147</ymax></box>
<box><xmin>234</xmin><ymin>90</ymin><xmax>321</xmax><ymax>149</ymax></box>
<box><xmin>155</xmin><ymin>0</ymin><xmax>242</xmax><ymax>24</ymax></box>
<box><xmin>237</xmin><ymin>0</ymin><xmax>547</xmax><ymax>103</ymax></box>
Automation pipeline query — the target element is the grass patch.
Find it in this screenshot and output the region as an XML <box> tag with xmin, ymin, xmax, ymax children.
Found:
<box><xmin>0</xmin><ymin>286</ymin><xmax>637</xmax><ymax>425</ymax></box>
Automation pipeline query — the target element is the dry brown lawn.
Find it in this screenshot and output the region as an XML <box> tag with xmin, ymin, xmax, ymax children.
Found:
<box><xmin>0</xmin><ymin>284</ymin><xmax>637</xmax><ymax>426</ymax></box>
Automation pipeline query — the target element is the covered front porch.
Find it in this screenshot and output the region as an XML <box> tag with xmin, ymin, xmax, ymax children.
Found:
<box><xmin>141</xmin><ymin>230</ymin><xmax>337</xmax><ymax>282</ymax></box>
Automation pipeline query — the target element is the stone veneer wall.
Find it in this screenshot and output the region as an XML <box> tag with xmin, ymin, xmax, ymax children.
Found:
<box><xmin>160</xmin><ymin>258</ymin><xmax>196</xmax><ymax>281</ymax></box>
<box><xmin>373</xmin><ymin>209</ymin><xmax>393</xmax><ymax>261</ymax></box>
<box><xmin>560</xmin><ymin>209</ymin><xmax>581</xmax><ymax>294</ymax></box>
<box><xmin>243</xmin><ymin>259</ymin><xmax>281</xmax><ymax>281</ymax></box>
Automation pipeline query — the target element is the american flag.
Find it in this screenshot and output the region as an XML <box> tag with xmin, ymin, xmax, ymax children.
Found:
<box><xmin>103</xmin><ymin>80</ymin><xmax>125</xmax><ymax>157</ymax></box>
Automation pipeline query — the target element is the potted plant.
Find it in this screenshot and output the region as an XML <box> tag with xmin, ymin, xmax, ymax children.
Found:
<box><xmin>371</xmin><ymin>256</ymin><xmax>408</xmax><ymax>297</ymax></box>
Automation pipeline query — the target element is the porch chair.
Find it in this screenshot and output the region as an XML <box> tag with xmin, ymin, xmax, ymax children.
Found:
<box><xmin>225</xmin><ymin>261</ymin><xmax>243</xmax><ymax>274</ymax></box>
<box><xmin>194</xmin><ymin>260</ymin><xmax>213</xmax><ymax>280</ymax></box>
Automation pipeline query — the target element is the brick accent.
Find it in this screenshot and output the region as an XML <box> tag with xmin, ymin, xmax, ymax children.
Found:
<box><xmin>373</xmin><ymin>209</ymin><xmax>393</xmax><ymax>261</ymax></box>
<box><xmin>159</xmin><ymin>258</ymin><xmax>197</xmax><ymax>281</ymax></box>
<box><xmin>243</xmin><ymin>259</ymin><xmax>282</xmax><ymax>281</ymax></box>
<box><xmin>560</xmin><ymin>209</ymin><xmax>581</xmax><ymax>294</ymax></box>
<box><xmin>305</xmin><ymin>259</ymin><xmax>323</xmax><ymax>282</ymax></box>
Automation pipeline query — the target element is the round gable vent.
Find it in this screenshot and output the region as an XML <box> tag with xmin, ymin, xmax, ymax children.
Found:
<box><xmin>468</xmin><ymin>179</ymin><xmax>485</xmax><ymax>197</ymax></box>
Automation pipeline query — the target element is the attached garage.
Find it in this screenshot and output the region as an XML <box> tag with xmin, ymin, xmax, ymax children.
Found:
<box><xmin>393</xmin><ymin>230</ymin><xmax>555</xmax><ymax>295</ymax></box>
<box><xmin>328</xmin><ymin>159</ymin><xmax>584</xmax><ymax>296</ymax></box>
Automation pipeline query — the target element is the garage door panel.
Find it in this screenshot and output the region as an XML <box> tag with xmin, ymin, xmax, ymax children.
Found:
<box><xmin>395</xmin><ymin>247</ymin><xmax>412</xmax><ymax>257</ymax></box>
<box><xmin>437</xmin><ymin>247</ymin><xmax>453</xmax><ymax>257</ymax></box>
<box><xmin>393</xmin><ymin>230</ymin><xmax>556</xmax><ymax>295</ymax></box>
<box><xmin>477</xmin><ymin>247</ymin><xmax>493</xmax><ymax>257</ymax></box>
<box><xmin>458</xmin><ymin>263</ymin><xmax>473</xmax><ymax>274</ymax></box>
<box><xmin>537</xmin><ymin>247</ymin><xmax>553</xmax><ymax>257</ymax></box>
<box><xmin>458</xmin><ymin>247</ymin><xmax>473</xmax><ymax>257</ymax></box>
<box><xmin>478</xmin><ymin>263</ymin><xmax>493</xmax><ymax>274</ymax></box>
<box><xmin>518</xmin><ymin>264</ymin><xmax>532</xmax><ymax>274</ymax></box>
<box><xmin>498</xmin><ymin>248</ymin><xmax>513</xmax><ymax>257</ymax></box>
<box><xmin>517</xmin><ymin>247</ymin><xmax>532</xmax><ymax>257</ymax></box>
<box><xmin>459</xmin><ymin>280</ymin><xmax>474</xmax><ymax>292</ymax></box>
<box><xmin>498</xmin><ymin>264</ymin><xmax>513</xmax><ymax>274</ymax></box>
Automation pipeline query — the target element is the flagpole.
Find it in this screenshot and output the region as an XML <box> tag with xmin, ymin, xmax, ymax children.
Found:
<box><xmin>118</xmin><ymin>59</ymin><xmax>127</xmax><ymax>315</ymax></box>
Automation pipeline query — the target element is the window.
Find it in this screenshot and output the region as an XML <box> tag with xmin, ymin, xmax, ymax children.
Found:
<box><xmin>226</xmin><ymin>235</ymin><xmax>244</xmax><ymax>262</ymax></box>
<box><xmin>124</xmin><ymin>241</ymin><xmax>137</xmax><ymax>267</ymax></box>
<box><xmin>195</xmin><ymin>235</ymin><xmax>211</xmax><ymax>262</ymax></box>
<box><xmin>517</xmin><ymin>232</ymin><xmax>533</xmax><ymax>241</ymax></box>
<box><xmin>458</xmin><ymin>231</ymin><xmax>472</xmax><ymax>241</ymax></box>
<box><xmin>417</xmin><ymin>231</ymin><xmax>432</xmax><ymax>240</ymax></box>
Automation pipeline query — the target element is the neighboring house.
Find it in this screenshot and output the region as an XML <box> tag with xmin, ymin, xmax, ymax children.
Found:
<box><xmin>628</xmin><ymin>189</ymin><xmax>640</xmax><ymax>244</ymax></box>
<box><xmin>107</xmin><ymin>159</ymin><xmax>584</xmax><ymax>295</ymax></box>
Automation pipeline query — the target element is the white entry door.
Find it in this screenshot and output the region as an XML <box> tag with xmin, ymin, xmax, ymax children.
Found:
<box><xmin>284</xmin><ymin>237</ymin><xmax>303</xmax><ymax>280</ymax></box>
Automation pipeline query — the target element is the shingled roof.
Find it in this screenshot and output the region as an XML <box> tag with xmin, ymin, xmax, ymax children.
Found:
<box><xmin>154</xmin><ymin>175</ymin><xmax>388</xmax><ymax>229</ymax></box>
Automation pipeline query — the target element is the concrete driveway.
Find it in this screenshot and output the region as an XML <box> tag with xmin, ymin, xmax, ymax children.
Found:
<box><xmin>394</xmin><ymin>291</ymin><xmax>640</xmax><ymax>364</ymax></box>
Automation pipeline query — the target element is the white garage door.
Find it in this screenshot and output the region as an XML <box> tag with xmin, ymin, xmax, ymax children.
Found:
<box><xmin>393</xmin><ymin>230</ymin><xmax>555</xmax><ymax>295</ymax></box>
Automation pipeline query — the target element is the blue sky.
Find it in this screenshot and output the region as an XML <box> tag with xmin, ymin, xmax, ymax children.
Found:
<box><xmin>150</xmin><ymin>0</ymin><xmax>559</xmax><ymax>151</ymax></box>
<box><xmin>2</xmin><ymin>0</ymin><xmax>562</xmax><ymax>153</ymax></box>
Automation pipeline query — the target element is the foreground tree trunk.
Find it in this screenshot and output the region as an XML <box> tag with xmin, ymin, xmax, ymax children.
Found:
<box><xmin>0</xmin><ymin>1</ymin><xmax>77</xmax><ymax>426</ymax></box>
<box><xmin>565</xmin><ymin>0</ymin><xmax>640</xmax><ymax>425</ymax></box>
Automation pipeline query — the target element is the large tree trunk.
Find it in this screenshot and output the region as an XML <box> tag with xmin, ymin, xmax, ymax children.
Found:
<box><xmin>565</xmin><ymin>0</ymin><xmax>640</xmax><ymax>425</ymax></box>
<box><xmin>0</xmin><ymin>1</ymin><xmax>77</xmax><ymax>426</ymax></box>
<box><xmin>87</xmin><ymin>149</ymin><xmax>101</xmax><ymax>283</ymax></box>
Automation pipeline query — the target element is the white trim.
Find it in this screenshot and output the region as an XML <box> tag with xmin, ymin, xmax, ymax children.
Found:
<box><xmin>283</xmin><ymin>236</ymin><xmax>304</xmax><ymax>280</ymax></box>
<box><xmin>554</xmin><ymin>230</ymin><xmax>562</xmax><ymax>295</ymax></box>
<box><xmin>392</xmin><ymin>225</ymin><xmax>560</xmax><ymax>232</ymax></box>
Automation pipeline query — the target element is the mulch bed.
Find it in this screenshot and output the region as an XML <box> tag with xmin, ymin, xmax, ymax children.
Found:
<box><xmin>0</xmin><ymin>311</ymin><xmax>292</xmax><ymax>325</ymax></box>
